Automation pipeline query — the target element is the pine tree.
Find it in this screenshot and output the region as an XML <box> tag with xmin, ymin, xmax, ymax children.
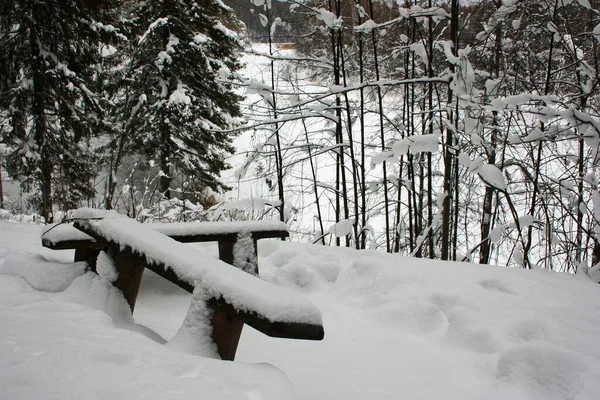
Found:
<box><xmin>0</xmin><ymin>0</ymin><xmax>122</xmax><ymax>222</ymax></box>
<box><xmin>125</xmin><ymin>0</ymin><xmax>244</xmax><ymax>200</ymax></box>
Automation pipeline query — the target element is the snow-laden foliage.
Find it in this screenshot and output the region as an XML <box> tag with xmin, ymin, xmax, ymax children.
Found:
<box><xmin>0</xmin><ymin>0</ymin><xmax>124</xmax><ymax>222</ymax></box>
<box><xmin>122</xmin><ymin>0</ymin><xmax>244</xmax><ymax>198</ymax></box>
<box><xmin>223</xmin><ymin>0</ymin><xmax>600</xmax><ymax>271</ymax></box>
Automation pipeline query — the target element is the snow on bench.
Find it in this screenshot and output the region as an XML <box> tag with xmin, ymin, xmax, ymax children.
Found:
<box><xmin>68</xmin><ymin>210</ymin><xmax>323</xmax><ymax>360</ymax></box>
<box><xmin>42</xmin><ymin>219</ymin><xmax>289</xmax><ymax>247</ymax></box>
<box><xmin>41</xmin><ymin>210</ymin><xmax>288</xmax><ymax>273</ymax></box>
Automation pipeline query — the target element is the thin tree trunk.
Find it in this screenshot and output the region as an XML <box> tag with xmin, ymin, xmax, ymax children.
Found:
<box><xmin>30</xmin><ymin>16</ymin><xmax>53</xmax><ymax>223</ymax></box>
<box><xmin>0</xmin><ymin>153</ymin><xmax>3</xmax><ymax>209</ymax></box>
<box><xmin>329</xmin><ymin>0</ymin><xmax>341</xmax><ymax>246</ymax></box>
<box><xmin>301</xmin><ymin>118</ymin><xmax>325</xmax><ymax>244</ymax></box>
<box><xmin>394</xmin><ymin>157</ymin><xmax>405</xmax><ymax>252</ymax></box>
<box><xmin>452</xmin><ymin>141</ymin><xmax>460</xmax><ymax>260</ymax></box>
<box><xmin>426</xmin><ymin>0</ymin><xmax>435</xmax><ymax>258</ymax></box>
<box><xmin>410</xmin><ymin>41</ymin><xmax>421</xmax><ymax>255</ymax></box>
<box><xmin>266</xmin><ymin>6</ymin><xmax>285</xmax><ymax>223</ymax></box>
<box><xmin>441</xmin><ymin>0</ymin><xmax>459</xmax><ymax>260</ymax></box>
<box><xmin>575</xmin><ymin>136</ymin><xmax>585</xmax><ymax>264</ymax></box>
<box><xmin>159</xmin><ymin>155</ymin><xmax>171</xmax><ymax>199</ymax></box>
<box><xmin>524</xmin><ymin>0</ymin><xmax>557</xmax><ymax>264</ymax></box>
<box><xmin>158</xmin><ymin>121</ymin><xmax>171</xmax><ymax>199</ymax></box>
<box><xmin>339</xmin><ymin>25</ymin><xmax>359</xmax><ymax>248</ymax></box>
<box><xmin>336</xmin><ymin>28</ymin><xmax>350</xmax><ymax>247</ymax></box>
<box><xmin>368</xmin><ymin>0</ymin><xmax>391</xmax><ymax>252</ymax></box>
<box><xmin>356</xmin><ymin>0</ymin><xmax>367</xmax><ymax>249</ymax></box>
<box><xmin>480</xmin><ymin>12</ymin><xmax>503</xmax><ymax>264</ymax></box>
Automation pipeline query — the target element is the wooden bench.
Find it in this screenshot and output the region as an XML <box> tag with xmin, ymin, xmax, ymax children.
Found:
<box><xmin>42</xmin><ymin>219</ymin><xmax>289</xmax><ymax>273</ymax></box>
<box><xmin>41</xmin><ymin>210</ymin><xmax>323</xmax><ymax>361</ymax></box>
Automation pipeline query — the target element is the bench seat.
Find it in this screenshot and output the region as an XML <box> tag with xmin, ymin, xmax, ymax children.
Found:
<box><xmin>42</xmin><ymin>216</ymin><xmax>289</xmax><ymax>273</ymax></box>
<box><xmin>42</xmin><ymin>220</ymin><xmax>288</xmax><ymax>249</ymax></box>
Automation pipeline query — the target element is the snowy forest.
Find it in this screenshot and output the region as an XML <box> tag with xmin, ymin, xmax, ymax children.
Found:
<box><xmin>2</xmin><ymin>0</ymin><xmax>600</xmax><ymax>273</ymax></box>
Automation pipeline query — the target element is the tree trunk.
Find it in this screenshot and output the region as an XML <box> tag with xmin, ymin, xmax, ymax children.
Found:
<box><xmin>266</xmin><ymin>6</ymin><xmax>285</xmax><ymax>223</ymax></box>
<box><xmin>441</xmin><ymin>0</ymin><xmax>459</xmax><ymax>260</ymax></box>
<box><xmin>30</xmin><ymin>16</ymin><xmax>53</xmax><ymax>223</ymax></box>
<box><xmin>301</xmin><ymin>118</ymin><xmax>325</xmax><ymax>245</ymax></box>
<box><xmin>159</xmin><ymin>122</ymin><xmax>171</xmax><ymax>200</ymax></box>
<box><xmin>159</xmin><ymin>156</ymin><xmax>171</xmax><ymax>200</ymax></box>
<box><xmin>369</xmin><ymin>0</ymin><xmax>391</xmax><ymax>252</ymax></box>
<box><xmin>0</xmin><ymin>153</ymin><xmax>4</xmax><ymax>209</ymax></box>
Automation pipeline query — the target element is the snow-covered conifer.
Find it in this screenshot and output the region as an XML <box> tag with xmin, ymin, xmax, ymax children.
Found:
<box><xmin>0</xmin><ymin>0</ymin><xmax>123</xmax><ymax>222</ymax></box>
<box><xmin>125</xmin><ymin>0</ymin><xmax>244</xmax><ymax>199</ymax></box>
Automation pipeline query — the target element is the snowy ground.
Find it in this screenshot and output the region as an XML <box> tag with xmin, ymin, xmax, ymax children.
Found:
<box><xmin>1</xmin><ymin>221</ymin><xmax>600</xmax><ymax>399</ymax></box>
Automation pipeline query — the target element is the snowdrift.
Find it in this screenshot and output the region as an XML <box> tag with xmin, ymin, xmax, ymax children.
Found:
<box><xmin>1</xmin><ymin>222</ymin><xmax>600</xmax><ymax>400</ymax></box>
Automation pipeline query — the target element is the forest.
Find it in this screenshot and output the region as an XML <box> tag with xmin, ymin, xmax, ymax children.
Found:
<box><xmin>2</xmin><ymin>0</ymin><xmax>600</xmax><ymax>273</ymax></box>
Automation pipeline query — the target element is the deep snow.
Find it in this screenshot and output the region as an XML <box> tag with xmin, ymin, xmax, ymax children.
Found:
<box><xmin>1</xmin><ymin>221</ymin><xmax>600</xmax><ymax>399</ymax></box>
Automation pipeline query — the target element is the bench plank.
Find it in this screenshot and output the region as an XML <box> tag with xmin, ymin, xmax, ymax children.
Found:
<box><xmin>150</xmin><ymin>220</ymin><xmax>289</xmax><ymax>242</ymax></box>
<box><xmin>42</xmin><ymin>220</ymin><xmax>288</xmax><ymax>277</ymax></box>
<box><xmin>42</xmin><ymin>220</ymin><xmax>288</xmax><ymax>250</ymax></box>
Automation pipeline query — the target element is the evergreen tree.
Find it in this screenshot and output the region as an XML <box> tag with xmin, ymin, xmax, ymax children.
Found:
<box><xmin>0</xmin><ymin>0</ymin><xmax>122</xmax><ymax>222</ymax></box>
<box><xmin>125</xmin><ymin>0</ymin><xmax>244</xmax><ymax>199</ymax></box>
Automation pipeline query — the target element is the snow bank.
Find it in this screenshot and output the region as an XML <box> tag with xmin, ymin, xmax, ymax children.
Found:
<box><xmin>241</xmin><ymin>240</ymin><xmax>600</xmax><ymax>400</ymax></box>
<box><xmin>0</xmin><ymin>223</ymin><xmax>296</xmax><ymax>400</ymax></box>
<box><xmin>3</xmin><ymin>222</ymin><xmax>600</xmax><ymax>400</ymax></box>
<box><xmin>0</xmin><ymin>253</ymin><xmax>87</xmax><ymax>292</ymax></box>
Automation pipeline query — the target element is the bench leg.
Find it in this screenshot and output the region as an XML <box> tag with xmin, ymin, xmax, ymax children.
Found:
<box><xmin>74</xmin><ymin>248</ymin><xmax>101</xmax><ymax>273</ymax></box>
<box><xmin>212</xmin><ymin>237</ymin><xmax>259</xmax><ymax>360</ymax></box>
<box><xmin>211</xmin><ymin>311</ymin><xmax>244</xmax><ymax>361</ymax></box>
<box><xmin>218</xmin><ymin>237</ymin><xmax>259</xmax><ymax>274</ymax></box>
<box><xmin>109</xmin><ymin>248</ymin><xmax>145</xmax><ymax>313</ymax></box>
<box><xmin>218</xmin><ymin>240</ymin><xmax>235</xmax><ymax>265</ymax></box>
<box><xmin>215</xmin><ymin>240</ymin><xmax>245</xmax><ymax>360</ymax></box>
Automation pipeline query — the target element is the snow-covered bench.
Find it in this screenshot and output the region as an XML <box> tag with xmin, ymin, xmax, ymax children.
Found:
<box><xmin>42</xmin><ymin>217</ymin><xmax>289</xmax><ymax>274</ymax></box>
<box><xmin>42</xmin><ymin>210</ymin><xmax>323</xmax><ymax>360</ymax></box>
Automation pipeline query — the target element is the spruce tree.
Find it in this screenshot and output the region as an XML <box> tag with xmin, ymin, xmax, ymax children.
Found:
<box><xmin>0</xmin><ymin>0</ymin><xmax>122</xmax><ymax>222</ymax></box>
<box><xmin>126</xmin><ymin>0</ymin><xmax>243</xmax><ymax>199</ymax></box>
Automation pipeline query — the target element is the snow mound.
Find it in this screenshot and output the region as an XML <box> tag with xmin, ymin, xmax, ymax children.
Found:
<box><xmin>243</xmin><ymin>240</ymin><xmax>600</xmax><ymax>400</ymax></box>
<box><xmin>497</xmin><ymin>342</ymin><xmax>587</xmax><ymax>400</ymax></box>
<box><xmin>0</xmin><ymin>223</ymin><xmax>296</xmax><ymax>400</ymax></box>
<box><xmin>2</xmin><ymin>223</ymin><xmax>600</xmax><ymax>400</ymax></box>
<box><xmin>1</xmin><ymin>252</ymin><xmax>87</xmax><ymax>292</ymax></box>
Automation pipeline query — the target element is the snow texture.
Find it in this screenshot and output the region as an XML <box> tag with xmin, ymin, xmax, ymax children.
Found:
<box><xmin>371</xmin><ymin>134</ymin><xmax>440</xmax><ymax>167</ymax></box>
<box><xmin>1</xmin><ymin>253</ymin><xmax>87</xmax><ymax>292</ymax></box>
<box><xmin>315</xmin><ymin>9</ymin><xmax>343</xmax><ymax>30</ymax></box>
<box><xmin>96</xmin><ymin>251</ymin><xmax>118</xmax><ymax>283</ymax></box>
<box><xmin>41</xmin><ymin>222</ymin><xmax>96</xmax><ymax>244</ymax></box>
<box><xmin>213</xmin><ymin>22</ymin><xmax>238</xmax><ymax>39</ymax></box>
<box><xmin>478</xmin><ymin>163</ymin><xmax>507</xmax><ymax>191</ymax></box>
<box><xmin>0</xmin><ymin>262</ymin><xmax>292</xmax><ymax>399</ymax></box>
<box><xmin>354</xmin><ymin>19</ymin><xmax>378</xmax><ymax>32</ymax></box>
<box><xmin>328</xmin><ymin>219</ymin><xmax>354</xmax><ymax>238</ymax></box>
<box><xmin>167</xmin><ymin>287</ymin><xmax>220</xmax><ymax>358</ymax></box>
<box><xmin>3</xmin><ymin>222</ymin><xmax>600</xmax><ymax>400</ymax></box>
<box><xmin>233</xmin><ymin>231</ymin><xmax>258</xmax><ymax>275</ymax></box>
<box><xmin>169</xmin><ymin>82</ymin><xmax>192</xmax><ymax>105</ymax></box>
